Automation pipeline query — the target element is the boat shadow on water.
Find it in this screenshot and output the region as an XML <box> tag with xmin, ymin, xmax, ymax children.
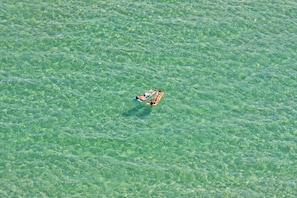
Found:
<box><xmin>123</xmin><ymin>104</ymin><xmax>152</xmax><ymax>119</ymax></box>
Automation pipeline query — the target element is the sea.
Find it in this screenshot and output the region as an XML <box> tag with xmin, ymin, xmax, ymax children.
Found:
<box><xmin>1</xmin><ymin>0</ymin><xmax>296</xmax><ymax>197</ymax></box>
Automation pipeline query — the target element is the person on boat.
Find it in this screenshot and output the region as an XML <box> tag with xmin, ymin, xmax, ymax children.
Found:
<box><xmin>135</xmin><ymin>89</ymin><xmax>156</xmax><ymax>102</ymax></box>
<box><xmin>149</xmin><ymin>101</ymin><xmax>156</xmax><ymax>105</ymax></box>
<box><xmin>148</xmin><ymin>90</ymin><xmax>164</xmax><ymax>105</ymax></box>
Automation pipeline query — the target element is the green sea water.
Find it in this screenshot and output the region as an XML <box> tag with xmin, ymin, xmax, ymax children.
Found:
<box><xmin>1</xmin><ymin>0</ymin><xmax>297</xmax><ymax>197</ymax></box>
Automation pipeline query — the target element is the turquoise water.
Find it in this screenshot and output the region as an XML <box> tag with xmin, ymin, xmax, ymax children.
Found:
<box><xmin>1</xmin><ymin>0</ymin><xmax>297</xmax><ymax>197</ymax></box>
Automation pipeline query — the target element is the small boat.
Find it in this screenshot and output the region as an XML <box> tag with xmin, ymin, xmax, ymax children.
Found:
<box><xmin>132</xmin><ymin>89</ymin><xmax>157</xmax><ymax>102</ymax></box>
<box><xmin>147</xmin><ymin>90</ymin><xmax>164</xmax><ymax>106</ymax></box>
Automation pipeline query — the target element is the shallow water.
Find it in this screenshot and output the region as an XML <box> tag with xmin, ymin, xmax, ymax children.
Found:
<box><xmin>1</xmin><ymin>0</ymin><xmax>297</xmax><ymax>197</ymax></box>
